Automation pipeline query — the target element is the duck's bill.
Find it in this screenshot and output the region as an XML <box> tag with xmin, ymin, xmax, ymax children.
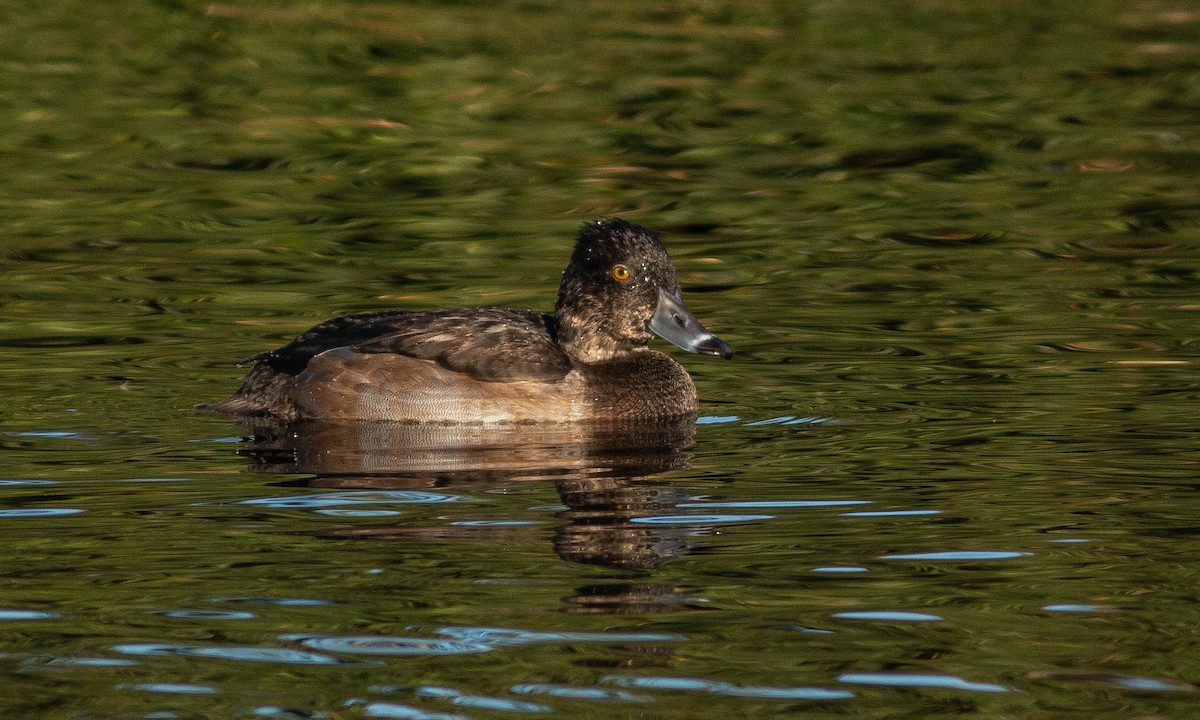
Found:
<box><xmin>648</xmin><ymin>289</ymin><xmax>734</xmax><ymax>359</ymax></box>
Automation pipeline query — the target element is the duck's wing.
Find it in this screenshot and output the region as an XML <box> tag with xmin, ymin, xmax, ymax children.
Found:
<box><xmin>353</xmin><ymin>309</ymin><xmax>571</xmax><ymax>383</ymax></box>
<box><xmin>257</xmin><ymin>309</ymin><xmax>571</xmax><ymax>383</ymax></box>
<box><xmin>249</xmin><ymin>311</ymin><xmax>420</xmax><ymax>376</ymax></box>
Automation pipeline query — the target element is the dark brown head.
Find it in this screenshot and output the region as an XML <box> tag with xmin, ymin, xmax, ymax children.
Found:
<box><xmin>554</xmin><ymin>219</ymin><xmax>732</xmax><ymax>364</ymax></box>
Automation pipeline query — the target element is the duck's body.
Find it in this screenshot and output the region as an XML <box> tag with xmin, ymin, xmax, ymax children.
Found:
<box><xmin>204</xmin><ymin>220</ymin><xmax>731</xmax><ymax>424</ymax></box>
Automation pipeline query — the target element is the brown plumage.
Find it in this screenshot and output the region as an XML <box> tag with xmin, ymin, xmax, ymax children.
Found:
<box><xmin>202</xmin><ymin>219</ymin><xmax>732</xmax><ymax>423</ymax></box>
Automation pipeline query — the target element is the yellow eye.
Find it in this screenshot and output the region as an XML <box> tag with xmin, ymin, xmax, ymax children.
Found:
<box><xmin>612</xmin><ymin>264</ymin><xmax>630</xmax><ymax>281</ymax></box>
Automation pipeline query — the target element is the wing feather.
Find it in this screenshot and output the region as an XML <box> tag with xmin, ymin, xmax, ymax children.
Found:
<box><xmin>259</xmin><ymin>309</ymin><xmax>571</xmax><ymax>383</ymax></box>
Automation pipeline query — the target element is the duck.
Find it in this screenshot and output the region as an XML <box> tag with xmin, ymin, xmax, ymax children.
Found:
<box><xmin>202</xmin><ymin>219</ymin><xmax>732</xmax><ymax>423</ymax></box>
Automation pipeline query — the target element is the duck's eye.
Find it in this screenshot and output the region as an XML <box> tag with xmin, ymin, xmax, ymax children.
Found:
<box><xmin>612</xmin><ymin>264</ymin><xmax>631</xmax><ymax>282</ymax></box>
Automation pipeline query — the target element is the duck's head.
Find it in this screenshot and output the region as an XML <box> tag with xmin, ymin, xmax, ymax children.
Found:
<box><xmin>555</xmin><ymin>219</ymin><xmax>733</xmax><ymax>364</ymax></box>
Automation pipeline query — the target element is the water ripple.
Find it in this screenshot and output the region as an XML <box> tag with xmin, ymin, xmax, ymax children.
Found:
<box><xmin>679</xmin><ymin>500</ymin><xmax>871</xmax><ymax>509</ymax></box>
<box><xmin>234</xmin><ymin>490</ymin><xmax>465</xmax><ymax>509</ymax></box>
<box><xmin>744</xmin><ymin>416</ymin><xmax>800</xmax><ymax>426</ymax></box>
<box><xmin>838</xmin><ymin>672</ymin><xmax>1009</xmax><ymax>693</ymax></box>
<box><xmin>292</xmin><ymin>636</ymin><xmax>492</xmax><ymax>656</ymax></box>
<box><xmin>6</xmin><ymin>431</ymin><xmax>98</xmax><ymax>440</ymax></box>
<box><xmin>774</xmin><ymin>625</ymin><xmax>836</xmax><ymax>635</ymax></box>
<box><xmin>315</xmin><ymin>509</ymin><xmax>401</xmax><ymax>517</ymax></box>
<box><xmin>1041</xmin><ymin>604</ymin><xmax>1111</xmax><ymax>613</ymax></box>
<box><xmin>121</xmin><ymin>682</ymin><xmax>218</xmax><ymax>694</ymax></box>
<box><xmin>0</xmin><ymin>508</ymin><xmax>84</xmax><ymax>518</ymax></box>
<box><xmin>1030</xmin><ymin>670</ymin><xmax>1195</xmax><ymax>692</ymax></box>
<box><xmin>211</xmin><ymin>597</ymin><xmax>333</xmax><ymax>607</ymax></box>
<box><xmin>282</xmin><ymin>626</ymin><xmax>685</xmax><ymax>658</ymax></box>
<box><xmin>880</xmin><ymin>551</ymin><xmax>1031</xmax><ymax>561</ymax></box>
<box><xmin>0</xmin><ymin>609</ymin><xmax>57</xmax><ymax>620</ymax></box>
<box><xmin>510</xmin><ymin>684</ymin><xmax>647</xmax><ymax>702</ymax></box>
<box><xmin>153</xmin><ymin>609</ymin><xmax>255</xmax><ymax>620</ymax></box>
<box><xmin>629</xmin><ymin>514</ymin><xmax>774</xmax><ymax>525</ymax></box>
<box><xmin>113</xmin><ymin>643</ymin><xmax>342</xmax><ymax>664</ymax></box>
<box><xmin>436</xmin><ymin>626</ymin><xmax>685</xmax><ymax>646</ymax></box>
<box><xmin>842</xmin><ymin>509</ymin><xmax>941</xmax><ymax>517</ymax></box>
<box><xmin>414</xmin><ymin>686</ymin><xmax>552</xmax><ymax>713</ymax></box>
<box><xmin>604</xmin><ymin>675</ymin><xmax>854</xmax><ymax>700</ymax></box>
<box><xmin>361</xmin><ymin>702</ymin><xmax>467</xmax><ymax>720</ymax></box>
<box><xmin>47</xmin><ymin>657</ymin><xmax>136</xmax><ymax>667</ymax></box>
<box><xmin>253</xmin><ymin>706</ymin><xmax>331</xmax><ymax>718</ymax></box>
<box><xmin>834</xmin><ymin>611</ymin><xmax>942</xmax><ymax>622</ymax></box>
<box><xmin>122</xmin><ymin>477</ymin><xmax>194</xmax><ymax>483</ymax></box>
<box><xmin>741</xmin><ymin>415</ymin><xmax>841</xmax><ymax>426</ymax></box>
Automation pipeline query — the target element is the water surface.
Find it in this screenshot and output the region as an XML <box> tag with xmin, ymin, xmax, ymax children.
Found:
<box><xmin>1</xmin><ymin>1</ymin><xmax>1198</xmax><ymax>718</ymax></box>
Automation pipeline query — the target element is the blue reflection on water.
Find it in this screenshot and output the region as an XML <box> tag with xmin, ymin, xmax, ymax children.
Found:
<box><xmin>294</xmin><ymin>636</ymin><xmax>492</xmax><ymax>656</ymax></box>
<box><xmin>294</xmin><ymin>626</ymin><xmax>684</xmax><ymax>657</ymax></box>
<box><xmin>362</xmin><ymin>702</ymin><xmax>467</xmax><ymax>720</ymax></box>
<box><xmin>0</xmin><ymin>610</ymin><xmax>57</xmax><ymax>620</ymax></box>
<box><xmin>48</xmin><ymin>657</ymin><xmax>136</xmax><ymax>667</ymax></box>
<box><xmin>235</xmin><ymin>490</ymin><xmax>465</xmax><ymax>508</ymax></box>
<box><xmin>436</xmin><ymin>626</ymin><xmax>685</xmax><ymax>646</ymax></box>
<box><xmin>838</xmin><ymin>672</ymin><xmax>1009</xmax><ymax>693</ymax></box>
<box><xmin>7</xmin><ymin>431</ymin><xmax>98</xmax><ymax>440</ymax></box>
<box><xmin>1042</xmin><ymin>604</ymin><xmax>1106</xmax><ymax>613</ymax></box>
<box><xmin>744</xmin><ymin>416</ymin><xmax>797</xmax><ymax>426</ymax></box>
<box><xmin>604</xmin><ymin>675</ymin><xmax>854</xmax><ymax>700</ymax></box>
<box><xmin>679</xmin><ymin>500</ymin><xmax>870</xmax><ymax>508</ymax></box>
<box><xmin>834</xmin><ymin>610</ymin><xmax>942</xmax><ymax>622</ymax></box>
<box><xmin>253</xmin><ymin>706</ymin><xmax>333</xmax><ymax>718</ymax></box>
<box><xmin>629</xmin><ymin>514</ymin><xmax>774</xmax><ymax>525</ymax></box>
<box><xmin>212</xmin><ymin>597</ymin><xmax>333</xmax><ymax>606</ymax></box>
<box><xmin>122</xmin><ymin>682</ymin><xmax>218</xmax><ymax>694</ymax></box>
<box><xmin>413</xmin><ymin>686</ymin><xmax>552</xmax><ymax>713</ymax></box>
<box><xmin>1111</xmin><ymin>676</ymin><xmax>1193</xmax><ymax>692</ymax></box>
<box><xmin>1033</xmin><ymin>671</ymin><xmax>1195</xmax><ymax>692</ymax></box>
<box><xmin>880</xmin><ymin>551</ymin><xmax>1031</xmax><ymax>561</ymax></box>
<box><xmin>154</xmin><ymin>609</ymin><xmax>255</xmax><ymax>620</ymax></box>
<box><xmin>0</xmin><ymin>508</ymin><xmax>84</xmax><ymax>518</ymax></box>
<box><xmin>113</xmin><ymin>643</ymin><xmax>342</xmax><ymax>664</ymax></box>
<box><xmin>510</xmin><ymin>684</ymin><xmax>648</xmax><ymax>702</ymax></box>
<box><xmin>737</xmin><ymin>416</ymin><xmax>841</xmax><ymax>427</ymax></box>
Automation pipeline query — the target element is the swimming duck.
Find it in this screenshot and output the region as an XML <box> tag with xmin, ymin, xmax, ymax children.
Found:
<box><xmin>204</xmin><ymin>219</ymin><xmax>732</xmax><ymax>423</ymax></box>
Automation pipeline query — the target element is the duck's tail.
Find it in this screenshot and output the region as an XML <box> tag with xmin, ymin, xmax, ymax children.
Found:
<box><xmin>198</xmin><ymin>364</ymin><xmax>299</xmax><ymax>420</ymax></box>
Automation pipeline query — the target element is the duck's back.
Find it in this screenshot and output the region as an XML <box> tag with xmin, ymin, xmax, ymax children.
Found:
<box><xmin>205</xmin><ymin>309</ymin><xmax>578</xmax><ymax>421</ymax></box>
<box><xmin>259</xmin><ymin>309</ymin><xmax>570</xmax><ymax>380</ymax></box>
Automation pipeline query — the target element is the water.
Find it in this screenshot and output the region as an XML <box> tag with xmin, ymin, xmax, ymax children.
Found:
<box><xmin>1</xmin><ymin>1</ymin><xmax>1198</xmax><ymax>717</ymax></box>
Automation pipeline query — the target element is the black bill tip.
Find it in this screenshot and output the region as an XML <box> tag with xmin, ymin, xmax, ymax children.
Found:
<box><xmin>694</xmin><ymin>334</ymin><xmax>734</xmax><ymax>359</ymax></box>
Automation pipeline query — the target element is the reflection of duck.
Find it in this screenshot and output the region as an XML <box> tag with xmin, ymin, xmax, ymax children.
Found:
<box><xmin>555</xmin><ymin>476</ymin><xmax>699</xmax><ymax>570</ymax></box>
<box><xmin>204</xmin><ymin>219</ymin><xmax>732</xmax><ymax>422</ymax></box>
<box><xmin>233</xmin><ymin>416</ymin><xmax>714</xmax><ymax>604</ymax></box>
<box><xmin>239</xmin><ymin>415</ymin><xmax>695</xmax><ymax>478</ymax></box>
